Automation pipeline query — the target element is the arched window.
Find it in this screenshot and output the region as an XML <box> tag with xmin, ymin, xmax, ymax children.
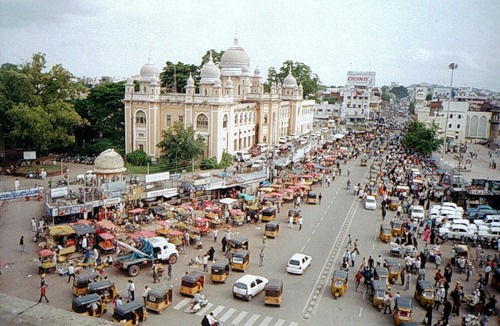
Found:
<box><xmin>234</xmin><ymin>114</ymin><xmax>239</xmax><ymax>124</ymax></box>
<box><xmin>196</xmin><ymin>114</ymin><xmax>208</xmax><ymax>129</ymax></box>
<box><xmin>135</xmin><ymin>111</ymin><xmax>146</xmax><ymax>124</ymax></box>
<box><xmin>264</xmin><ymin>115</ymin><xmax>268</xmax><ymax>124</ymax></box>
<box><xmin>222</xmin><ymin>114</ymin><xmax>228</xmax><ymax>128</ymax></box>
<box><xmin>240</xmin><ymin>114</ymin><xmax>243</xmax><ymax>124</ymax></box>
<box><xmin>244</xmin><ymin>113</ymin><xmax>248</xmax><ymax>123</ymax></box>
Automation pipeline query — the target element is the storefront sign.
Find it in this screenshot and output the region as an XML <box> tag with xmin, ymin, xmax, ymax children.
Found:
<box><xmin>103</xmin><ymin>197</ymin><xmax>121</xmax><ymax>206</ymax></box>
<box><xmin>0</xmin><ymin>187</ymin><xmax>40</xmax><ymax>201</ymax></box>
<box><xmin>206</xmin><ymin>181</ymin><xmax>225</xmax><ymax>190</ymax></box>
<box><xmin>147</xmin><ymin>188</ymin><xmax>178</xmax><ymax>198</ymax></box>
<box><xmin>193</xmin><ymin>178</ymin><xmax>210</xmax><ymax>186</ymax></box>
<box><xmin>170</xmin><ymin>173</ymin><xmax>181</xmax><ymax>180</ymax></box>
<box><xmin>50</xmin><ymin>187</ymin><xmax>68</xmax><ymax>198</ymax></box>
<box><xmin>145</xmin><ymin>172</ymin><xmax>170</xmax><ymax>183</ymax></box>
<box><xmin>346</xmin><ymin>71</ymin><xmax>376</xmax><ymax>87</ymax></box>
<box><xmin>49</xmin><ymin>203</ymin><xmax>93</xmax><ymax>217</ymax></box>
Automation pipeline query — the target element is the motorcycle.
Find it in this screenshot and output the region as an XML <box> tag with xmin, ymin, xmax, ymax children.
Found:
<box><xmin>189</xmin><ymin>294</ymin><xmax>208</xmax><ymax>313</ymax></box>
<box><xmin>33</xmin><ymin>230</ymin><xmax>41</xmax><ymax>243</ymax></box>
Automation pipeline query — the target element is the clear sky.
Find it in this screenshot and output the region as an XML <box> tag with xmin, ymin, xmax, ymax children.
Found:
<box><xmin>1</xmin><ymin>0</ymin><xmax>499</xmax><ymax>91</ymax></box>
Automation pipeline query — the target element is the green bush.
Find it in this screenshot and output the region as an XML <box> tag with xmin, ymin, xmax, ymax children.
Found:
<box><xmin>200</xmin><ymin>157</ymin><xmax>218</xmax><ymax>170</ymax></box>
<box><xmin>218</xmin><ymin>153</ymin><xmax>233</xmax><ymax>168</ymax></box>
<box><xmin>126</xmin><ymin>150</ymin><xmax>151</xmax><ymax>166</ymax></box>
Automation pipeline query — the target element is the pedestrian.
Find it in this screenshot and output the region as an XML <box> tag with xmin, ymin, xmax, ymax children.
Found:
<box><xmin>127</xmin><ymin>280</ymin><xmax>135</xmax><ymax>301</ymax></box>
<box><xmin>38</xmin><ymin>275</ymin><xmax>49</xmax><ymax>303</ymax></box>
<box><xmin>19</xmin><ymin>236</ymin><xmax>25</xmax><ymax>254</ymax></box>
<box><xmin>350</xmin><ymin>251</ymin><xmax>356</xmax><ymax>267</ymax></box>
<box><xmin>298</xmin><ymin>216</ymin><xmax>303</xmax><ymax>231</ymax></box>
<box><xmin>382</xmin><ymin>208</ymin><xmax>386</xmax><ymax>221</ymax></box>
<box><xmin>443</xmin><ymin>299</ymin><xmax>452</xmax><ymax>324</ymax></box>
<box><xmin>355</xmin><ymin>270</ymin><xmax>362</xmax><ymax>292</ymax></box>
<box><xmin>383</xmin><ymin>290</ymin><xmax>393</xmax><ymax>314</ymax></box>
<box><xmin>262</xmin><ymin>235</ymin><xmax>267</xmax><ymax>247</ymax></box>
<box><xmin>31</xmin><ymin>218</ymin><xmax>37</xmax><ymax>232</ymax></box>
<box><xmin>14</xmin><ymin>179</ymin><xmax>20</xmax><ymax>191</ymax></box>
<box><xmin>152</xmin><ymin>264</ymin><xmax>160</xmax><ymax>283</ymax></box>
<box><xmin>288</xmin><ymin>215</ymin><xmax>293</xmax><ymax>228</ymax></box>
<box><xmin>353</xmin><ymin>239</ymin><xmax>360</xmax><ymax>255</ymax></box>
<box><xmin>115</xmin><ymin>296</ymin><xmax>123</xmax><ymax>308</ymax></box>
<box><xmin>167</xmin><ymin>262</ymin><xmax>172</xmax><ymax>281</ymax></box>
<box><xmin>202</xmin><ymin>254</ymin><xmax>209</xmax><ymax>272</ymax></box>
<box><xmin>435</xmin><ymin>253</ymin><xmax>441</xmax><ymax>270</ymax></box>
<box><xmin>213</xmin><ymin>229</ymin><xmax>218</xmax><ymax>243</ymax></box>
<box><xmin>259</xmin><ymin>249</ymin><xmax>264</xmax><ymax>267</ymax></box>
<box><xmin>318</xmin><ymin>193</ymin><xmax>322</xmax><ymax>204</ymax></box>
<box><xmin>207</xmin><ymin>246</ymin><xmax>215</xmax><ymax>263</ymax></box>
<box><xmin>485</xmin><ymin>264</ymin><xmax>492</xmax><ymax>285</ymax></box>
<box><xmin>425</xmin><ymin>304</ymin><xmax>433</xmax><ymax>325</ymax></box>
<box><xmin>67</xmin><ymin>263</ymin><xmax>75</xmax><ymax>283</ymax></box>
<box><xmin>142</xmin><ymin>285</ymin><xmax>151</xmax><ymax>305</ymax></box>
<box><xmin>221</xmin><ymin>236</ymin><xmax>227</xmax><ymax>252</ymax></box>
<box><xmin>404</xmin><ymin>272</ymin><xmax>411</xmax><ymax>291</ymax></box>
<box><xmin>400</xmin><ymin>268</ymin><xmax>406</xmax><ymax>286</ymax></box>
<box><xmin>434</xmin><ymin>288</ymin><xmax>442</xmax><ymax>310</ymax></box>
<box><xmin>377</xmin><ymin>255</ymin><xmax>382</xmax><ymax>267</ymax></box>
<box><xmin>346</xmin><ymin>234</ymin><xmax>352</xmax><ymax>248</ymax></box>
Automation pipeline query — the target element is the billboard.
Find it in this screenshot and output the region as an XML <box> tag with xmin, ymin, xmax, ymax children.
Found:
<box><xmin>346</xmin><ymin>71</ymin><xmax>376</xmax><ymax>87</ymax></box>
<box><xmin>23</xmin><ymin>151</ymin><xmax>36</xmax><ymax>160</ymax></box>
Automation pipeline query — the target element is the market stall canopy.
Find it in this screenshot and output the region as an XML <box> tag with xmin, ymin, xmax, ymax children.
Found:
<box><xmin>334</xmin><ymin>133</ymin><xmax>345</xmax><ymax>139</ymax></box>
<box><xmin>128</xmin><ymin>230</ymin><xmax>157</xmax><ymax>241</ymax></box>
<box><xmin>48</xmin><ymin>225</ymin><xmax>76</xmax><ymax>236</ymax></box>
<box><xmin>38</xmin><ymin>249</ymin><xmax>54</xmax><ymax>257</ymax></box>
<box><xmin>98</xmin><ymin>232</ymin><xmax>115</xmax><ymax>241</ymax></box>
<box><xmin>238</xmin><ymin>193</ymin><xmax>256</xmax><ymax>201</ymax></box>
<box><xmin>71</xmin><ymin>224</ymin><xmax>96</xmax><ymax>236</ymax></box>
<box><xmin>128</xmin><ymin>208</ymin><xmax>146</xmax><ymax>214</ymax></box>
<box><xmin>74</xmin><ymin>219</ymin><xmax>93</xmax><ymax>225</ymax></box>
<box><xmin>219</xmin><ymin>198</ymin><xmax>237</xmax><ymax>205</ymax></box>
<box><xmin>96</xmin><ymin>220</ymin><xmax>116</xmax><ymax>230</ymax></box>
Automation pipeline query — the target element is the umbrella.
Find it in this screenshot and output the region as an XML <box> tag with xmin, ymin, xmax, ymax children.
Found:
<box><xmin>38</xmin><ymin>249</ymin><xmax>54</xmax><ymax>257</ymax></box>
<box><xmin>219</xmin><ymin>198</ymin><xmax>237</xmax><ymax>205</ymax></box>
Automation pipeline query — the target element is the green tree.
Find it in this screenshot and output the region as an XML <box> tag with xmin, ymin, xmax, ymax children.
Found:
<box><xmin>402</xmin><ymin>120</ymin><xmax>442</xmax><ymax>155</ymax></box>
<box><xmin>265</xmin><ymin>60</ymin><xmax>321</xmax><ymax>100</ymax></box>
<box><xmin>390</xmin><ymin>85</ymin><xmax>409</xmax><ymax>99</ymax></box>
<box><xmin>126</xmin><ymin>150</ymin><xmax>151</xmax><ymax>166</ymax></box>
<box><xmin>157</xmin><ymin>121</ymin><xmax>205</xmax><ymax>168</ymax></box>
<box><xmin>408</xmin><ymin>101</ymin><xmax>416</xmax><ymax>115</ymax></box>
<box><xmin>1</xmin><ymin>53</ymin><xmax>84</xmax><ymax>153</ymax></box>
<box><xmin>159</xmin><ymin>61</ymin><xmax>199</xmax><ymax>93</ymax></box>
<box><xmin>73</xmin><ymin>81</ymin><xmax>125</xmax><ymax>154</ymax></box>
<box><xmin>200</xmin><ymin>49</ymin><xmax>225</xmax><ymax>67</ymax></box>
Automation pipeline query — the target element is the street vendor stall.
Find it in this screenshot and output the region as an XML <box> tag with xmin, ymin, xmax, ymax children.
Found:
<box><xmin>96</xmin><ymin>220</ymin><xmax>116</xmax><ymax>234</ymax></box>
<box><xmin>38</xmin><ymin>249</ymin><xmax>56</xmax><ymax>274</ymax></box>
<box><xmin>230</xmin><ymin>209</ymin><xmax>246</xmax><ymax>226</ymax></box>
<box><xmin>97</xmin><ymin>232</ymin><xmax>116</xmax><ymax>253</ymax></box>
<box><xmin>44</xmin><ymin>225</ymin><xmax>77</xmax><ymax>255</ymax></box>
<box><xmin>128</xmin><ymin>230</ymin><xmax>157</xmax><ymax>242</ymax></box>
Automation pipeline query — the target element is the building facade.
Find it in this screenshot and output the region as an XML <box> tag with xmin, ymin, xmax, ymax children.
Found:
<box><xmin>124</xmin><ymin>38</ymin><xmax>314</xmax><ymax>162</ymax></box>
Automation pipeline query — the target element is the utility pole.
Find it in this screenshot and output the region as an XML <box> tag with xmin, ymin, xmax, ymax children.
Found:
<box><xmin>441</xmin><ymin>63</ymin><xmax>458</xmax><ymax>163</ymax></box>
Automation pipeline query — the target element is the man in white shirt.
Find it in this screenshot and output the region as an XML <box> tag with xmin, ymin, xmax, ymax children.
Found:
<box><xmin>67</xmin><ymin>263</ymin><xmax>75</xmax><ymax>283</ymax></box>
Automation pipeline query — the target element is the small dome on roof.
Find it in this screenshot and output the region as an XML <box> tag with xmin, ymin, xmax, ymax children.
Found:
<box><xmin>126</xmin><ymin>77</ymin><xmax>133</xmax><ymax>85</ymax></box>
<box><xmin>200</xmin><ymin>54</ymin><xmax>221</xmax><ymax>84</ymax></box>
<box><xmin>139</xmin><ymin>62</ymin><xmax>159</xmax><ymax>82</ymax></box>
<box><xmin>254</xmin><ymin>67</ymin><xmax>261</xmax><ymax>77</ymax></box>
<box><xmin>283</xmin><ymin>69</ymin><xmax>298</xmax><ymax>88</ymax></box>
<box><xmin>150</xmin><ymin>76</ymin><xmax>158</xmax><ymax>85</ymax></box>
<box><xmin>225</xmin><ymin>77</ymin><xmax>233</xmax><ymax>88</ymax></box>
<box><xmin>186</xmin><ymin>73</ymin><xmax>195</xmax><ymax>86</ymax></box>
<box><xmin>94</xmin><ymin>149</ymin><xmax>127</xmax><ymax>174</ymax></box>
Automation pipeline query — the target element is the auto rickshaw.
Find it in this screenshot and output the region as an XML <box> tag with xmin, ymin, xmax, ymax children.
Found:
<box><xmin>261</xmin><ymin>207</ymin><xmax>276</xmax><ymax>222</ymax></box>
<box><xmin>374</xmin><ymin>267</ymin><xmax>389</xmax><ymax>285</ymax></box>
<box><xmin>71</xmin><ymin>293</ymin><xmax>107</xmax><ymax>317</ymax></box>
<box><xmin>112</xmin><ymin>301</ymin><xmax>147</xmax><ymax>326</ymax></box>
<box><xmin>360</xmin><ymin>158</ymin><xmax>367</xmax><ymax>167</ymax></box>
<box><xmin>389</xmin><ymin>196</ymin><xmax>400</xmax><ymax>211</ymax></box>
<box><xmin>230</xmin><ymin>250</ymin><xmax>250</xmax><ymax>272</ymax></box>
<box><xmin>210</xmin><ymin>261</ymin><xmax>230</xmax><ymax>283</ymax></box>
<box><xmin>369</xmin><ymin>279</ymin><xmax>387</xmax><ymax>309</ymax></box>
<box><xmin>288</xmin><ymin>208</ymin><xmax>301</xmax><ymax>223</ymax></box>
<box><xmin>331</xmin><ymin>270</ymin><xmax>348</xmax><ymax>298</ymax></box>
<box><xmin>384</xmin><ymin>258</ymin><xmax>401</xmax><ymax>284</ymax></box>
<box><xmin>145</xmin><ymin>284</ymin><xmax>173</xmax><ymax>314</ymax></box>
<box><xmin>180</xmin><ymin>270</ymin><xmax>205</xmax><ymax>296</ymax></box>
<box><xmin>264</xmin><ymin>278</ymin><xmax>283</xmax><ymax>306</ymax></box>
<box><xmin>264</xmin><ymin>221</ymin><xmax>280</xmax><ymax>238</ymax></box>
<box><xmin>72</xmin><ymin>271</ymin><xmax>99</xmax><ymax>296</ymax></box>
<box><xmin>307</xmin><ymin>192</ymin><xmax>318</xmax><ymax>204</ymax></box>
<box><xmin>414</xmin><ymin>280</ymin><xmax>434</xmax><ymax>306</ymax></box>
<box><xmin>393</xmin><ymin>297</ymin><xmax>413</xmax><ymax>325</ymax></box>
<box><xmin>229</xmin><ymin>237</ymin><xmax>249</xmax><ymax>252</ymax></box>
<box><xmin>38</xmin><ymin>249</ymin><xmax>56</xmax><ymax>274</ymax></box>
<box><xmin>391</xmin><ymin>220</ymin><xmax>403</xmax><ymax>237</ymax></box>
<box><xmin>379</xmin><ymin>224</ymin><xmax>392</xmax><ymax>242</ymax></box>
<box><xmin>87</xmin><ymin>279</ymin><xmax>118</xmax><ymax>303</ymax></box>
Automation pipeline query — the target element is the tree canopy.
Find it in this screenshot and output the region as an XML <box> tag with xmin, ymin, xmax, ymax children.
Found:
<box><xmin>200</xmin><ymin>49</ymin><xmax>225</xmax><ymax>67</ymax></box>
<box><xmin>73</xmin><ymin>81</ymin><xmax>125</xmax><ymax>154</ymax></box>
<box><xmin>156</xmin><ymin>122</ymin><xmax>205</xmax><ymax>170</ymax></box>
<box><xmin>402</xmin><ymin>120</ymin><xmax>442</xmax><ymax>155</ymax></box>
<box><xmin>390</xmin><ymin>85</ymin><xmax>409</xmax><ymax>99</ymax></box>
<box><xmin>159</xmin><ymin>61</ymin><xmax>200</xmax><ymax>93</ymax></box>
<box><xmin>0</xmin><ymin>53</ymin><xmax>84</xmax><ymax>153</ymax></box>
<box><xmin>264</xmin><ymin>60</ymin><xmax>321</xmax><ymax>100</ymax></box>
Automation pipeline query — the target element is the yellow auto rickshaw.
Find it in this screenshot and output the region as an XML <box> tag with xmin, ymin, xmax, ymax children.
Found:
<box><xmin>369</xmin><ymin>280</ymin><xmax>387</xmax><ymax>310</ymax></box>
<box><xmin>229</xmin><ymin>237</ymin><xmax>249</xmax><ymax>252</ymax></box>
<box><xmin>112</xmin><ymin>301</ymin><xmax>147</xmax><ymax>326</ymax></box>
<box><xmin>230</xmin><ymin>250</ymin><xmax>250</xmax><ymax>272</ymax></box>
<box><xmin>331</xmin><ymin>270</ymin><xmax>348</xmax><ymax>298</ymax></box>
<box><xmin>307</xmin><ymin>192</ymin><xmax>319</xmax><ymax>204</ymax></box>
<box><xmin>87</xmin><ymin>279</ymin><xmax>118</xmax><ymax>303</ymax></box>
<box><xmin>145</xmin><ymin>284</ymin><xmax>173</xmax><ymax>314</ymax></box>
<box><xmin>71</xmin><ymin>293</ymin><xmax>107</xmax><ymax>317</ymax></box>
<box><xmin>361</xmin><ymin>158</ymin><xmax>367</xmax><ymax>167</ymax></box>
<box><xmin>415</xmin><ymin>280</ymin><xmax>434</xmax><ymax>307</ymax></box>
<box><xmin>374</xmin><ymin>267</ymin><xmax>389</xmax><ymax>285</ymax></box>
<box><xmin>379</xmin><ymin>224</ymin><xmax>392</xmax><ymax>242</ymax></box>
<box><xmin>393</xmin><ymin>297</ymin><xmax>413</xmax><ymax>325</ymax></box>
<box><xmin>210</xmin><ymin>261</ymin><xmax>230</xmax><ymax>283</ymax></box>
<box><xmin>288</xmin><ymin>208</ymin><xmax>301</xmax><ymax>223</ymax></box>
<box><xmin>264</xmin><ymin>221</ymin><xmax>280</xmax><ymax>238</ymax></box>
<box><xmin>264</xmin><ymin>278</ymin><xmax>283</xmax><ymax>307</ymax></box>
<box><xmin>384</xmin><ymin>258</ymin><xmax>401</xmax><ymax>284</ymax></box>
<box><xmin>391</xmin><ymin>220</ymin><xmax>403</xmax><ymax>237</ymax></box>
<box><xmin>72</xmin><ymin>271</ymin><xmax>99</xmax><ymax>296</ymax></box>
<box><xmin>389</xmin><ymin>196</ymin><xmax>400</xmax><ymax>211</ymax></box>
<box><xmin>180</xmin><ymin>270</ymin><xmax>205</xmax><ymax>296</ymax></box>
<box><xmin>261</xmin><ymin>207</ymin><xmax>276</xmax><ymax>222</ymax></box>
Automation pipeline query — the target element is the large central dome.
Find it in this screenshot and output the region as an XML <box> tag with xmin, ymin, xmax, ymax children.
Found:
<box><xmin>220</xmin><ymin>37</ymin><xmax>250</xmax><ymax>70</ymax></box>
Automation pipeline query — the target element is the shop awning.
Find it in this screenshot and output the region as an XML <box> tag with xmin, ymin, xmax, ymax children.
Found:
<box><xmin>219</xmin><ymin>198</ymin><xmax>237</xmax><ymax>205</ymax></box>
<box><xmin>48</xmin><ymin>225</ymin><xmax>76</xmax><ymax>236</ymax></box>
<box><xmin>71</xmin><ymin>224</ymin><xmax>96</xmax><ymax>236</ymax></box>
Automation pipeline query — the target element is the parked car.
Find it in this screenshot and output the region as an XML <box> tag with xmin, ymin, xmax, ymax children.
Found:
<box><xmin>76</xmin><ymin>170</ymin><xmax>95</xmax><ymax>183</ymax></box>
<box><xmin>478</xmin><ymin>227</ymin><xmax>500</xmax><ymax>242</ymax></box>
<box><xmin>251</xmin><ymin>159</ymin><xmax>265</xmax><ymax>170</ymax></box>
<box><xmin>235</xmin><ymin>151</ymin><xmax>251</xmax><ymax>162</ymax></box>
<box><xmin>410</xmin><ymin>205</ymin><xmax>425</xmax><ymax>220</ymax></box>
<box><xmin>467</xmin><ymin>205</ymin><xmax>493</xmax><ymax>216</ymax></box>
<box><xmin>474</xmin><ymin>215</ymin><xmax>500</xmax><ymax>227</ymax></box>
<box><xmin>475</xmin><ymin>210</ymin><xmax>499</xmax><ymax>220</ymax></box>
<box><xmin>232</xmin><ymin>275</ymin><xmax>268</xmax><ymax>301</ymax></box>
<box><xmin>286</xmin><ymin>253</ymin><xmax>312</xmax><ymax>275</ymax></box>
<box><xmin>278</xmin><ymin>137</ymin><xmax>287</xmax><ymax>144</ymax></box>
<box><xmin>438</xmin><ymin>224</ymin><xmax>476</xmax><ymax>242</ymax></box>
<box><xmin>364</xmin><ymin>196</ymin><xmax>377</xmax><ymax>210</ymax></box>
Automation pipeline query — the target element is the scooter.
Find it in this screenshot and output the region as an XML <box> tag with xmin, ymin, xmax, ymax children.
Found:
<box><xmin>189</xmin><ymin>294</ymin><xmax>208</xmax><ymax>313</ymax></box>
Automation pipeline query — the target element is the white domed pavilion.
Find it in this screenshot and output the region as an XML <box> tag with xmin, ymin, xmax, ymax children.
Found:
<box><xmin>94</xmin><ymin>149</ymin><xmax>127</xmax><ymax>183</ymax></box>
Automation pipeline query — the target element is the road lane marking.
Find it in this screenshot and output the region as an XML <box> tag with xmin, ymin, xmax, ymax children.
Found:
<box><xmin>258</xmin><ymin>317</ymin><xmax>273</xmax><ymax>326</ymax></box>
<box><xmin>316</xmin><ymin>222</ymin><xmax>320</xmax><ymax>228</ymax></box>
<box><xmin>173</xmin><ymin>298</ymin><xmax>190</xmax><ymax>310</ymax></box>
<box><xmin>220</xmin><ymin>308</ymin><xmax>236</xmax><ymax>322</ymax></box>
<box><xmin>273</xmin><ymin>320</ymin><xmax>285</xmax><ymax>326</ymax></box>
<box><xmin>363</xmin><ymin>291</ymin><xmax>366</xmax><ymax>300</ymax></box>
<box><xmin>231</xmin><ymin>311</ymin><xmax>248</xmax><ymax>325</ymax></box>
<box><xmin>358</xmin><ymin>307</ymin><xmax>363</xmax><ymax>318</ymax></box>
<box><xmin>288</xmin><ymin>323</ymin><xmax>299</xmax><ymax>326</ymax></box>
<box><xmin>372</xmin><ymin>244</ymin><xmax>375</xmax><ymax>250</ymax></box>
<box><xmin>195</xmin><ymin>302</ymin><xmax>213</xmax><ymax>315</ymax></box>
<box><xmin>307</xmin><ymin>237</ymin><xmax>311</xmax><ymax>243</ymax></box>
<box><xmin>243</xmin><ymin>314</ymin><xmax>261</xmax><ymax>326</ymax></box>
<box><xmin>312</xmin><ymin>229</ymin><xmax>316</xmax><ymax>235</ymax></box>
<box><xmin>212</xmin><ymin>305</ymin><xmax>225</xmax><ymax>317</ymax></box>
<box><xmin>301</xmin><ymin>245</ymin><xmax>305</xmax><ymax>252</ymax></box>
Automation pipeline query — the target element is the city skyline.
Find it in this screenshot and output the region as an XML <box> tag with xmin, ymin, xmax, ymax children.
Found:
<box><xmin>1</xmin><ymin>0</ymin><xmax>499</xmax><ymax>91</ymax></box>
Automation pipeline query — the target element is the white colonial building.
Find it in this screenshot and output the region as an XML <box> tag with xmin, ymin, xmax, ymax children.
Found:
<box><xmin>124</xmin><ymin>37</ymin><xmax>314</xmax><ymax>162</ymax></box>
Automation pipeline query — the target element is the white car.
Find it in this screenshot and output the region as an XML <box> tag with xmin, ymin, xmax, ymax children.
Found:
<box><xmin>410</xmin><ymin>205</ymin><xmax>425</xmax><ymax>220</ymax></box>
<box><xmin>76</xmin><ymin>170</ymin><xmax>95</xmax><ymax>182</ymax></box>
<box><xmin>478</xmin><ymin>227</ymin><xmax>500</xmax><ymax>241</ymax></box>
<box><xmin>438</xmin><ymin>224</ymin><xmax>476</xmax><ymax>242</ymax></box>
<box><xmin>251</xmin><ymin>159</ymin><xmax>265</xmax><ymax>170</ymax></box>
<box><xmin>364</xmin><ymin>196</ymin><xmax>377</xmax><ymax>210</ymax></box>
<box><xmin>286</xmin><ymin>253</ymin><xmax>312</xmax><ymax>275</ymax></box>
<box><xmin>441</xmin><ymin>202</ymin><xmax>464</xmax><ymax>215</ymax></box>
<box><xmin>442</xmin><ymin>219</ymin><xmax>477</xmax><ymax>232</ymax></box>
<box><xmin>474</xmin><ymin>215</ymin><xmax>500</xmax><ymax>227</ymax></box>
<box><xmin>278</xmin><ymin>137</ymin><xmax>287</xmax><ymax>144</ymax></box>
<box><xmin>232</xmin><ymin>275</ymin><xmax>268</xmax><ymax>301</ymax></box>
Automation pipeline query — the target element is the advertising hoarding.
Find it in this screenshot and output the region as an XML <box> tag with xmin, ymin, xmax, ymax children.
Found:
<box><xmin>346</xmin><ymin>71</ymin><xmax>376</xmax><ymax>87</ymax></box>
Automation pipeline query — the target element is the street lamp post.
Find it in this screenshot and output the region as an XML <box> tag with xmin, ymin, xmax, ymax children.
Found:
<box><xmin>441</xmin><ymin>63</ymin><xmax>458</xmax><ymax>162</ymax></box>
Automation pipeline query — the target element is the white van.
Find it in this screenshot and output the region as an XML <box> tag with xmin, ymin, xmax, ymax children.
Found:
<box><xmin>235</xmin><ymin>151</ymin><xmax>251</xmax><ymax>162</ymax></box>
<box><xmin>257</xmin><ymin>143</ymin><xmax>268</xmax><ymax>152</ymax></box>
